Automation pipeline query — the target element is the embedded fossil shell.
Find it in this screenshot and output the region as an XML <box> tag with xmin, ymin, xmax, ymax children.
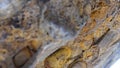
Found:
<box><xmin>0</xmin><ymin>0</ymin><xmax>26</xmax><ymax>20</ymax></box>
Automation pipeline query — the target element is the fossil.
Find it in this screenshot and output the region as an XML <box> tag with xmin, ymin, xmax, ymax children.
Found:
<box><xmin>0</xmin><ymin>0</ymin><xmax>119</xmax><ymax>68</ymax></box>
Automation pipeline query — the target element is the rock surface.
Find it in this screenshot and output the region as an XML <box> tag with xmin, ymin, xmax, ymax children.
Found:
<box><xmin>0</xmin><ymin>0</ymin><xmax>119</xmax><ymax>68</ymax></box>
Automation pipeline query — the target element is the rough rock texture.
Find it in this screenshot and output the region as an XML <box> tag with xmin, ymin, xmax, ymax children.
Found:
<box><xmin>0</xmin><ymin>0</ymin><xmax>120</xmax><ymax>68</ymax></box>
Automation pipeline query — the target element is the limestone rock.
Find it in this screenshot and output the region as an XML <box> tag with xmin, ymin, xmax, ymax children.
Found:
<box><xmin>0</xmin><ymin>0</ymin><xmax>119</xmax><ymax>68</ymax></box>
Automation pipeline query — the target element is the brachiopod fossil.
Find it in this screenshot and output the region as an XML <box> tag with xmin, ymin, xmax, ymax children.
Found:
<box><xmin>0</xmin><ymin>0</ymin><xmax>26</xmax><ymax>20</ymax></box>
